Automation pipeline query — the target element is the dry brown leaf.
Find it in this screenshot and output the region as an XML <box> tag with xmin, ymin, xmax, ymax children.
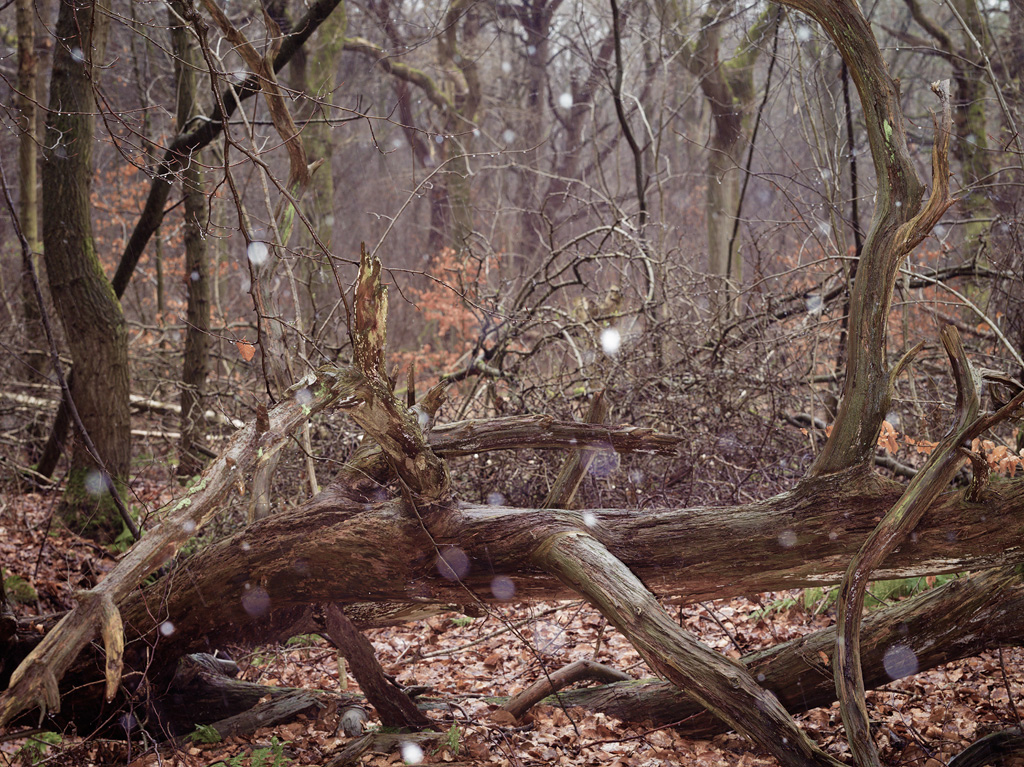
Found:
<box><xmin>236</xmin><ymin>340</ymin><xmax>256</xmax><ymax>361</ymax></box>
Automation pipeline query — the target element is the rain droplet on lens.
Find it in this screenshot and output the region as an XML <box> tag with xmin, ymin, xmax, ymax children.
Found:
<box><xmin>437</xmin><ymin>547</ymin><xmax>470</xmax><ymax>580</ymax></box>
<box><xmin>248</xmin><ymin>241</ymin><xmax>269</xmax><ymax>266</ymax></box>
<box><xmin>159</xmin><ymin>621</ymin><xmax>175</xmax><ymax>636</ymax></box>
<box><xmin>491</xmin><ymin>576</ymin><xmax>515</xmax><ymax>600</ymax></box>
<box><xmin>241</xmin><ymin>585</ymin><xmax>271</xmax><ymax>616</ymax></box>
<box><xmin>883</xmin><ymin>644</ymin><xmax>918</xmax><ymax>679</ymax></box>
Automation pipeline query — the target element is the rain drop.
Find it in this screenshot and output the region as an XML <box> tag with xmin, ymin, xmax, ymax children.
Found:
<box><xmin>183</xmin><ymin>520</ymin><xmax>196</xmax><ymax>534</ymax></box>
<box><xmin>247</xmin><ymin>241</ymin><xmax>269</xmax><ymax>266</ymax></box>
<box><xmin>241</xmin><ymin>585</ymin><xmax>271</xmax><ymax>617</ymax></box>
<box><xmin>401</xmin><ymin>742</ymin><xmax>424</xmax><ymax>765</ymax></box>
<box><xmin>190</xmin><ymin>270</ymin><xmax>201</xmax><ymax>282</ymax></box>
<box><xmin>582</xmin><ymin>511</ymin><xmax>598</xmax><ymax>527</ymax></box>
<box><xmin>491</xmin><ymin>576</ymin><xmax>515</xmax><ymax>600</ymax></box>
<box><xmin>526</xmin><ymin>44</ymin><xmax>537</xmax><ymax>55</ymax></box>
<box><xmin>437</xmin><ymin>547</ymin><xmax>470</xmax><ymax>580</ymax></box>
<box><xmin>882</xmin><ymin>644</ymin><xmax>918</xmax><ymax>679</ymax></box>
<box><xmin>70</xmin><ymin>47</ymin><xmax>85</xmax><ymax>63</ymax></box>
<box><xmin>778</xmin><ymin>530</ymin><xmax>798</xmax><ymax>548</ymax></box>
<box><xmin>84</xmin><ymin>469</ymin><xmax>107</xmax><ymax>497</ymax></box>
<box><xmin>434</xmin><ymin>134</ymin><xmax>444</xmax><ymax>144</ymax></box>
<box><xmin>486</xmin><ymin>491</ymin><xmax>506</xmax><ymax>506</ymax></box>
<box><xmin>502</xmin><ymin>129</ymin><xmax>515</xmax><ymax>143</ymax></box>
<box><xmin>796</xmin><ymin>25</ymin><xmax>811</xmax><ymax>42</ymax></box>
<box><xmin>501</xmin><ymin>61</ymin><xmax>512</xmax><ymax>74</ymax></box>
<box><xmin>241</xmin><ymin>541</ymin><xmax>251</xmax><ymax>552</ymax></box>
<box><xmin>159</xmin><ymin>621</ymin><xmax>175</xmax><ymax>636</ymax></box>
<box><xmin>558</xmin><ymin>92</ymin><xmax>573</xmax><ymax>109</ymax></box>
<box><xmin>295</xmin><ymin>387</ymin><xmax>314</xmax><ymax>406</ymax></box>
<box><xmin>600</xmin><ymin>327</ymin><xmax>621</xmax><ymax>355</ymax></box>
<box><xmin>586</xmin><ymin>448</ymin><xmax>619</xmax><ymax>478</ymax></box>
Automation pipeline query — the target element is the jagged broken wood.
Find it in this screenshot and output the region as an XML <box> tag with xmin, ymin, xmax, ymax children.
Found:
<box><xmin>0</xmin><ymin>363</ymin><xmax>366</xmax><ymax>727</ymax></box>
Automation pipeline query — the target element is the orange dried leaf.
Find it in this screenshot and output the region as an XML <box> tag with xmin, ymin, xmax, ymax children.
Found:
<box><xmin>236</xmin><ymin>340</ymin><xmax>256</xmax><ymax>361</ymax></box>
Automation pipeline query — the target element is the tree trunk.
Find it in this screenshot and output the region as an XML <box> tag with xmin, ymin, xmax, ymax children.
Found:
<box><xmin>17</xmin><ymin>0</ymin><xmax>45</xmax><ymax>391</ymax></box>
<box><xmin>169</xmin><ymin>0</ymin><xmax>211</xmax><ymax>477</ymax></box>
<box><xmin>32</xmin><ymin>0</ymin><xmax>346</xmax><ymax>482</ymax></box>
<box><xmin>41</xmin><ymin>0</ymin><xmax>128</xmax><ymax>539</ymax></box>
<box><xmin>706</xmin><ymin>141</ymin><xmax>743</xmax><ymax>320</ymax></box>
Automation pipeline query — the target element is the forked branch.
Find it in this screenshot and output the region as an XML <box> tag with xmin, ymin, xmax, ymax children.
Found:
<box><xmin>835</xmin><ymin>326</ymin><xmax>1024</xmax><ymax>767</ymax></box>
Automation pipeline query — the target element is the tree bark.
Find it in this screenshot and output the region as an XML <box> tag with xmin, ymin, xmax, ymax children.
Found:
<box><xmin>322</xmin><ymin>605</ymin><xmax>429</xmax><ymax>728</ymax></box>
<box><xmin>41</xmin><ymin>0</ymin><xmax>128</xmax><ymax>539</ymax></box>
<box><xmin>169</xmin><ymin>0</ymin><xmax>211</xmax><ymax>477</ymax></box>
<box><xmin>534</xmin><ymin>532</ymin><xmax>843</xmax><ymax>767</ymax></box>
<box><xmin>12</xmin><ymin>562</ymin><xmax>1024</xmax><ymax>738</ymax></box>
<box><xmin>17</xmin><ymin>0</ymin><xmax>45</xmax><ymax>390</ymax></box>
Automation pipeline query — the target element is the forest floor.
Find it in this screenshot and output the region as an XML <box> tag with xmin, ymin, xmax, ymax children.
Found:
<box><xmin>2</xmin><ymin>484</ymin><xmax>1024</xmax><ymax>767</ymax></box>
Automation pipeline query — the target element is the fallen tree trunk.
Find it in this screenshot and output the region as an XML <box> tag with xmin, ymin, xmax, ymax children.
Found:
<box><xmin>4</xmin><ymin>467</ymin><xmax>1015</xmax><ymax>733</ymax></box>
<box><xmin>112</xmin><ymin>467</ymin><xmax>1024</xmax><ymax>668</ymax></box>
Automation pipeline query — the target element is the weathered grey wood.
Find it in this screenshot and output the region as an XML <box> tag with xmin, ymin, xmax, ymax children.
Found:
<box><xmin>551</xmin><ymin>565</ymin><xmax>1024</xmax><ymax>735</ymax></box>
<box><xmin>533</xmin><ymin>531</ymin><xmax>843</xmax><ymax>767</ymax></box>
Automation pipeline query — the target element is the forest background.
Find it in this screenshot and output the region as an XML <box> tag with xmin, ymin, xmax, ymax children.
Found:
<box><xmin>0</xmin><ymin>0</ymin><xmax>1023</xmax><ymax>764</ymax></box>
